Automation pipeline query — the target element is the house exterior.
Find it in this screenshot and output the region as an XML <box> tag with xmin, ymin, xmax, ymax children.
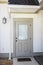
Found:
<box><xmin>0</xmin><ymin>0</ymin><xmax>43</xmax><ymax>59</ymax></box>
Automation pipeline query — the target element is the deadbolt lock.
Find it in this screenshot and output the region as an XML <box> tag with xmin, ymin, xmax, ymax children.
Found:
<box><xmin>30</xmin><ymin>37</ymin><xmax>31</xmax><ymax>40</ymax></box>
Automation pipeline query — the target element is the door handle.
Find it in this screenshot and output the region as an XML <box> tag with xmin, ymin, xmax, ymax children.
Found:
<box><xmin>16</xmin><ymin>39</ymin><xmax>17</xmax><ymax>42</ymax></box>
<box><xmin>16</xmin><ymin>37</ymin><xmax>17</xmax><ymax>42</ymax></box>
<box><xmin>16</xmin><ymin>37</ymin><xmax>17</xmax><ymax>39</ymax></box>
<box><xmin>30</xmin><ymin>37</ymin><xmax>31</xmax><ymax>40</ymax></box>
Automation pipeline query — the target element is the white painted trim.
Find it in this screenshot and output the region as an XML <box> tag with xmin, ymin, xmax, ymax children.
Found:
<box><xmin>8</xmin><ymin>5</ymin><xmax>40</xmax><ymax>9</ymax></box>
<box><xmin>11</xmin><ymin>14</ymin><xmax>37</xmax><ymax>18</ymax></box>
<box><xmin>8</xmin><ymin>5</ymin><xmax>41</xmax><ymax>13</ymax></box>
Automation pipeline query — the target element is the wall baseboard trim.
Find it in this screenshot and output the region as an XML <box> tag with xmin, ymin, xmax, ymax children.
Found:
<box><xmin>33</xmin><ymin>52</ymin><xmax>43</xmax><ymax>56</ymax></box>
<box><xmin>0</xmin><ymin>53</ymin><xmax>9</xmax><ymax>58</ymax></box>
<box><xmin>0</xmin><ymin>52</ymin><xmax>43</xmax><ymax>58</ymax></box>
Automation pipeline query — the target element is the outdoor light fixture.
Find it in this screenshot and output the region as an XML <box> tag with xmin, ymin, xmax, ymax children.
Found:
<box><xmin>2</xmin><ymin>17</ymin><xmax>7</xmax><ymax>24</ymax></box>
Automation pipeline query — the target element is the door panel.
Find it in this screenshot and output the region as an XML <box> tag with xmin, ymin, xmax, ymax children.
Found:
<box><xmin>16</xmin><ymin>19</ymin><xmax>33</xmax><ymax>57</ymax></box>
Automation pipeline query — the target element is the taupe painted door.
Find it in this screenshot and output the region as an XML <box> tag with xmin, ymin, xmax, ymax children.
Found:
<box><xmin>16</xmin><ymin>19</ymin><xmax>33</xmax><ymax>57</ymax></box>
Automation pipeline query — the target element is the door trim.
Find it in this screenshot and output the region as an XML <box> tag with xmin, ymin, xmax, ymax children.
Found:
<box><xmin>13</xmin><ymin>18</ymin><xmax>33</xmax><ymax>57</ymax></box>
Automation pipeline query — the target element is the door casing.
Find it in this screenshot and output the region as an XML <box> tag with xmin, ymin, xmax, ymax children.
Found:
<box><xmin>13</xmin><ymin>18</ymin><xmax>33</xmax><ymax>57</ymax></box>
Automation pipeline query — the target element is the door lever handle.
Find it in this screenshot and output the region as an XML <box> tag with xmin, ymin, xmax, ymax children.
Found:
<box><xmin>16</xmin><ymin>37</ymin><xmax>17</xmax><ymax>42</ymax></box>
<box><xmin>16</xmin><ymin>39</ymin><xmax>17</xmax><ymax>42</ymax></box>
<box><xmin>16</xmin><ymin>37</ymin><xmax>17</xmax><ymax>39</ymax></box>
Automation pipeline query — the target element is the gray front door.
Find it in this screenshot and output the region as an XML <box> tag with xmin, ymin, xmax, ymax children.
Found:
<box><xmin>15</xmin><ymin>19</ymin><xmax>33</xmax><ymax>57</ymax></box>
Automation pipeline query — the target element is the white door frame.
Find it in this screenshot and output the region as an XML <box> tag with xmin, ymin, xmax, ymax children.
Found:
<box><xmin>10</xmin><ymin>14</ymin><xmax>34</xmax><ymax>57</ymax></box>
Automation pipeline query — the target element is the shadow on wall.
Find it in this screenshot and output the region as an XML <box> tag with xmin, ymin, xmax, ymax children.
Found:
<box><xmin>8</xmin><ymin>0</ymin><xmax>39</xmax><ymax>5</ymax></box>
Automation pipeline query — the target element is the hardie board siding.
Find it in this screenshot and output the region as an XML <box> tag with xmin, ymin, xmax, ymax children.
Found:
<box><xmin>0</xmin><ymin>4</ymin><xmax>43</xmax><ymax>55</ymax></box>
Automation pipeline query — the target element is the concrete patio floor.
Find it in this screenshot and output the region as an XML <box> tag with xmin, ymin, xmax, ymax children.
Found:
<box><xmin>13</xmin><ymin>57</ymin><xmax>39</xmax><ymax>65</ymax></box>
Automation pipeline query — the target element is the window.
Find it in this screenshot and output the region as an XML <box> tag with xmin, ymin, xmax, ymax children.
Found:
<box><xmin>19</xmin><ymin>25</ymin><xmax>28</xmax><ymax>40</ymax></box>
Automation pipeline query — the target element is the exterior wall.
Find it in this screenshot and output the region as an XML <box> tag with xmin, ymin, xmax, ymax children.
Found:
<box><xmin>0</xmin><ymin>4</ymin><xmax>43</xmax><ymax>57</ymax></box>
<box><xmin>11</xmin><ymin>13</ymin><xmax>41</xmax><ymax>53</ymax></box>
<box><xmin>0</xmin><ymin>4</ymin><xmax>13</xmax><ymax>53</ymax></box>
<box><xmin>33</xmin><ymin>13</ymin><xmax>41</xmax><ymax>52</ymax></box>
<box><xmin>40</xmin><ymin>11</ymin><xmax>43</xmax><ymax>52</ymax></box>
